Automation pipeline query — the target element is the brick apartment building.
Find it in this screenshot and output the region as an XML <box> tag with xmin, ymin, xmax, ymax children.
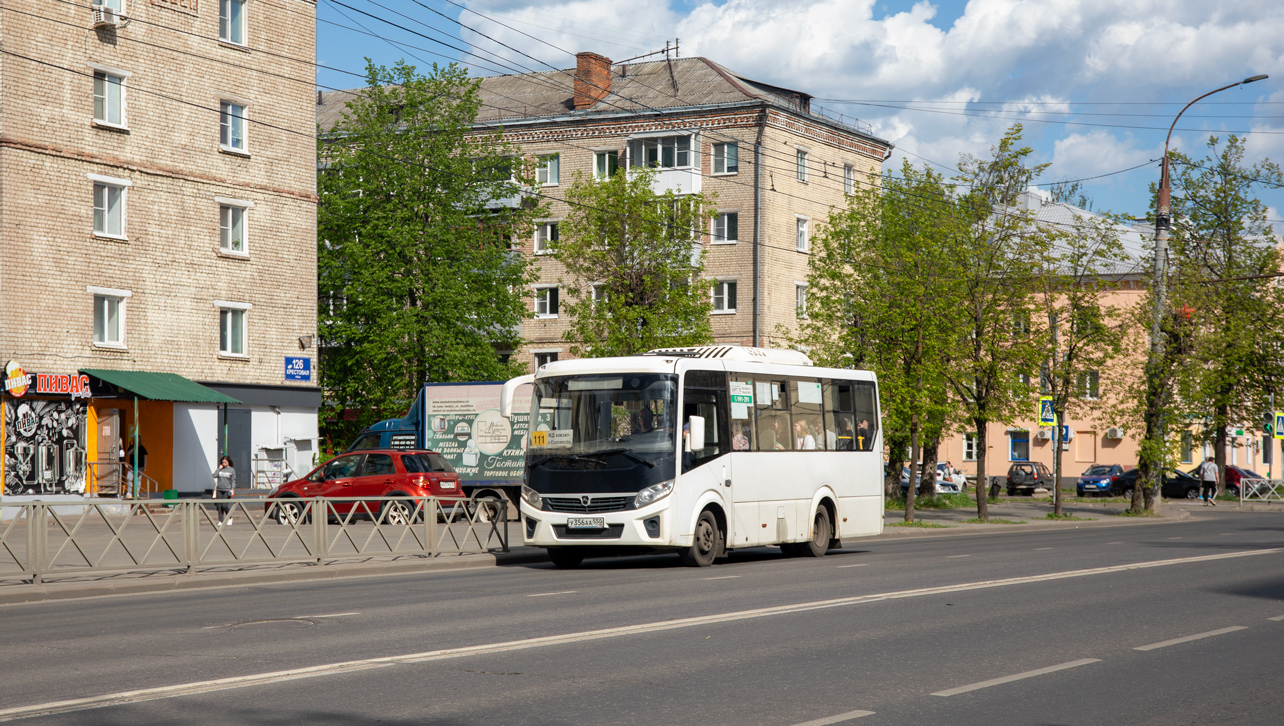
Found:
<box><xmin>318</xmin><ymin>51</ymin><xmax>893</xmax><ymax>370</ymax></box>
<box><xmin>0</xmin><ymin>0</ymin><xmax>320</xmax><ymax>497</ymax></box>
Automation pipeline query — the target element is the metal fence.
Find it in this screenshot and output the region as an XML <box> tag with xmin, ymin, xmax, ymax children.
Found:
<box><xmin>0</xmin><ymin>496</ymin><xmax>508</xmax><ymax>585</ymax></box>
<box><xmin>1238</xmin><ymin>478</ymin><xmax>1284</xmax><ymax>503</ymax></box>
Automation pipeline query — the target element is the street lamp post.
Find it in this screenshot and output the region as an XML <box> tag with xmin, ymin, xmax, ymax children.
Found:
<box><xmin>1143</xmin><ymin>74</ymin><xmax>1268</xmax><ymax>509</ymax></box>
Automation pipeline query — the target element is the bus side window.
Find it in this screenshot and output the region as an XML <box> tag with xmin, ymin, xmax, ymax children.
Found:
<box><xmin>826</xmin><ymin>382</ymin><xmax>856</xmax><ymax>451</ymax></box>
<box><xmin>790</xmin><ymin>378</ymin><xmax>824</xmax><ymax>450</ymax></box>
<box><xmin>853</xmin><ymin>382</ymin><xmax>878</xmax><ymax>451</ymax></box>
<box><xmin>683</xmin><ymin>371</ymin><xmax>730</xmax><ymax>470</ymax></box>
<box><xmin>729</xmin><ymin>375</ymin><xmax>755</xmax><ymax>451</ymax></box>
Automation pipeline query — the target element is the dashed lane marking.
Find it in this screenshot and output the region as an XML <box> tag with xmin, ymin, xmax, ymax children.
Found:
<box><xmin>788</xmin><ymin>708</ymin><xmax>876</xmax><ymax>725</ymax></box>
<box><xmin>1035</xmin><ymin>547</ymin><xmax>1054</xmax><ymax>551</ymax></box>
<box><xmin>703</xmin><ymin>575</ymin><xmax>741</xmax><ymax>580</ymax></box>
<box><xmin>527</xmin><ymin>591</ymin><xmax>578</xmax><ymax>598</ymax></box>
<box><xmin>299</xmin><ymin>613</ymin><xmax>360</xmax><ymax>619</ymax></box>
<box><xmin>837</xmin><ymin>564</ymin><xmax>868</xmax><ymax>568</ymax></box>
<box><xmin>1134</xmin><ymin>626</ymin><xmax>1248</xmax><ymax>651</ymax></box>
<box><xmin>946</xmin><ymin>555</ymin><xmax>970</xmax><ymax>558</ymax></box>
<box><xmin>2</xmin><ymin>548</ymin><xmax>1276</xmax><ymax>722</ymax></box>
<box><xmin>932</xmin><ymin>659</ymin><xmax>1100</xmax><ymax>696</ymax></box>
<box><xmin>1267</xmin><ymin>615</ymin><xmax>1284</xmax><ymax>621</ymax></box>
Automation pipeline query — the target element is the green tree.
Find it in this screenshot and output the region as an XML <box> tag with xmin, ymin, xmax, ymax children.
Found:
<box><xmin>1033</xmin><ymin>213</ymin><xmax>1129</xmax><ymax>516</ymax></box>
<box><xmin>1164</xmin><ymin>135</ymin><xmax>1284</xmax><ymax>499</ymax></box>
<box><xmin>553</xmin><ymin>166</ymin><xmax>716</xmax><ymax>357</ymax></box>
<box><xmin>801</xmin><ymin>160</ymin><xmax>958</xmax><ymax>521</ymax></box>
<box><xmin>317</xmin><ymin>60</ymin><xmax>540</xmax><ymax>430</ymax></box>
<box><xmin>947</xmin><ymin>125</ymin><xmax>1049</xmax><ymax>522</ymax></box>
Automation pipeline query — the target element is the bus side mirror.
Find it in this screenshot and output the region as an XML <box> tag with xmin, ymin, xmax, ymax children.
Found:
<box><xmin>688</xmin><ymin>416</ymin><xmax>705</xmax><ymax>452</ymax></box>
<box><xmin>500</xmin><ymin>374</ymin><xmax>534</xmax><ymax>418</ymax></box>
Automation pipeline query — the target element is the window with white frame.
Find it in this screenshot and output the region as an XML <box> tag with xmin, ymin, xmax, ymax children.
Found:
<box><xmin>795</xmin><ymin>283</ymin><xmax>808</xmax><ymax>319</ymax></box>
<box><xmin>93</xmin><ymin>71</ymin><xmax>125</xmax><ymax>127</ymax></box>
<box><xmin>536</xmin><ymin>154</ymin><xmax>560</xmax><ymax>185</ymax></box>
<box><xmin>220</xmin><ymin>101</ymin><xmax>246</xmax><ymax>152</ymax></box>
<box><xmin>796</xmin><ymin>149</ymin><xmax>808</xmax><ymax>182</ymax></box>
<box><xmin>217</xmin><ymin>197</ymin><xmax>253</xmax><ymax>254</ymax></box>
<box><xmin>90</xmin><ymin>174</ymin><xmax>129</xmax><ymax>238</ymax></box>
<box><xmin>219</xmin><ymin>0</ymin><xmax>246</xmax><ymax>45</ymax></box>
<box><xmin>712</xmin><ymin>280</ymin><xmax>737</xmax><ymax>313</ymax></box>
<box><xmin>629</xmin><ymin>135</ymin><xmax>692</xmax><ymax>169</ymax></box>
<box><xmin>1009</xmin><ymin>430</ymin><xmax>1030</xmax><ymax>461</ymax></box>
<box><xmin>97</xmin><ymin>0</ymin><xmax>125</xmax><ymax>11</ymax></box>
<box><xmin>534</xmin><ymin>222</ymin><xmax>558</xmax><ymax>254</ymax></box>
<box><xmin>89</xmin><ymin>286</ymin><xmax>129</xmax><ymax>347</ymax></box>
<box><xmin>844</xmin><ymin>164</ymin><xmax>855</xmax><ymax>195</ymax></box>
<box><xmin>534</xmin><ymin>351</ymin><xmax>559</xmax><ymax>367</ymax></box>
<box><xmin>796</xmin><ymin>217</ymin><xmax>809</xmax><ymax>252</ymax></box>
<box><xmin>963</xmin><ymin>433</ymin><xmax>977</xmax><ymax>461</ymax></box>
<box><xmin>535</xmin><ymin>286</ymin><xmax>559</xmax><ymax>317</ymax></box>
<box><xmin>216</xmin><ymin>302</ymin><xmax>250</xmax><ymax>356</ymax></box>
<box><xmin>713</xmin><ymin>142</ymin><xmax>738</xmax><ymax>174</ymax></box>
<box><xmin>713</xmin><ymin>212</ymin><xmax>738</xmax><ymax>243</ymax></box>
<box><xmin>591</xmin><ymin>284</ymin><xmax>607</xmax><ymax>309</ymax></box>
<box><xmin>1076</xmin><ymin>370</ymin><xmax>1100</xmax><ymax>399</ymax></box>
<box><xmin>594</xmin><ymin>151</ymin><xmax>619</xmax><ymax>179</ymax></box>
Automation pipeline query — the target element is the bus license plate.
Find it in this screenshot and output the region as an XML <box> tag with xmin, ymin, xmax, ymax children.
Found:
<box><xmin>567</xmin><ymin>517</ymin><xmax>605</xmax><ymax>530</ymax></box>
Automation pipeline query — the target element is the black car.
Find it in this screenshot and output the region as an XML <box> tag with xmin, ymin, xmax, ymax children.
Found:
<box><xmin>1006</xmin><ymin>462</ymin><xmax>1054</xmax><ymax>496</ymax></box>
<box><xmin>1108</xmin><ymin>468</ymin><xmax>1201</xmax><ymax>499</ymax></box>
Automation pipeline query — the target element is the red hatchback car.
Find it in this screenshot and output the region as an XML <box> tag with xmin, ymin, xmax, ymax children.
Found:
<box><xmin>266</xmin><ymin>449</ymin><xmax>465</xmax><ymax>525</ymax></box>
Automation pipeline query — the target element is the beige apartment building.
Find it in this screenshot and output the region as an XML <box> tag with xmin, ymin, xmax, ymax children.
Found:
<box><xmin>0</xmin><ymin>0</ymin><xmax>319</xmax><ymax>497</ymax></box>
<box><xmin>319</xmin><ymin>52</ymin><xmax>892</xmax><ymax>370</ymax></box>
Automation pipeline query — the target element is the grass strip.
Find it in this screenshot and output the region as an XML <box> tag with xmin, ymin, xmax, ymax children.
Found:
<box><xmin>963</xmin><ymin>517</ymin><xmax>1025</xmax><ymax>524</ymax></box>
<box><xmin>887</xmin><ymin>521</ymin><xmax>950</xmax><ymax>528</ymax></box>
<box><xmin>1045</xmin><ymin>512</ymin><xmax>1093</xmax><ymax>521</ymax></box>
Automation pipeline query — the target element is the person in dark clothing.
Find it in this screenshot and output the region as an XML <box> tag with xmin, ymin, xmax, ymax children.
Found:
<box><xmin>213</xmin><ymin>456</ymin><xmax>236</xmax><ymax>525</ymax></box>
<box><xmin>125</xmin><ymin>438</ymin><xmax>148</xmax><ymax>499</ymax></box>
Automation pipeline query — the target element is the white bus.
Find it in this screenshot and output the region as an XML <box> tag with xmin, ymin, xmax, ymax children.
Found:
<box><xmin>500</xmin><ymin>346</ymin><xmax>883</xmax><ymax>568</ymax></box>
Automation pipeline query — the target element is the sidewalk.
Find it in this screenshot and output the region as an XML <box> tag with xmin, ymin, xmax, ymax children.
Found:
<box><xmin>877</xmin><ymin>498</ymin><xmax>1198</xmax><ymax>538</ymax></box>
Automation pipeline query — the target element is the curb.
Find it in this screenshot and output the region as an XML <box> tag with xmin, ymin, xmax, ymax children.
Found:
<box><xmin>876</xmin><ymin>509</ymin><xmax>1193</xmax><ymax>539</ymax></box>
<box><xmin>0</xmin><ymin>549</ymin><xmax>551</xmax><ymax>606</ymax></box>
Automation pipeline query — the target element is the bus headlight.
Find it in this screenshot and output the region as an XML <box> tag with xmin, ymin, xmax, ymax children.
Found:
<box><xmin>635</xmin><ymin>480</ymin><xmax>674</xmax><ymax>507</ymax></box>
<box><xmin>521</xmin><ymin>485</ymin><xmax>543</xmax><ymax>509</ymax></box>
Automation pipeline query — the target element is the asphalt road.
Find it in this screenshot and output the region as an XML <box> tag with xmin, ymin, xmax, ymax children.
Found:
<box><xmin>2</xmin><ymin>510</ymin><xmax>1282</xmax><ymax>725</ymax></box>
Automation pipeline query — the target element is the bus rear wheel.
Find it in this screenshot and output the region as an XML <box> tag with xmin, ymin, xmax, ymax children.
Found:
<box><xmin>679</xmin><ymin>510</ymin><xmax>721</xmax><ymax>567</ymax></box>
<box><xmin>802</xmin><ymin>506</ymin><xmax>832</xmax><ymax>558</ymax></box>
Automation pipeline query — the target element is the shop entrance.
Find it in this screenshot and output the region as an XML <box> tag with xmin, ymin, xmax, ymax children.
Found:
<box><xmin>217</xmin><ymin>408</ymin><xmax>252</xmax><ymax>490</ymax></box>
<box><xmin>95</xmin><ymin>408</ymin><xmax>123</xmax><ymax>495</ymax></box>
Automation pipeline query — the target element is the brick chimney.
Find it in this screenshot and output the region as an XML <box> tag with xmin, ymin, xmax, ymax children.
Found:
<box><xmin>573</xmin><ymin>52</ymin><xmax>611</xmax><ymax>110</ymax></box>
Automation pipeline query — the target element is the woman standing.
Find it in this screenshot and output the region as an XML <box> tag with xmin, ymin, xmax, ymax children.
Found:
<box><xmin>213</xmin><ymin>456</ymin><xmax>236</xmax><ymax>525</ymax></box>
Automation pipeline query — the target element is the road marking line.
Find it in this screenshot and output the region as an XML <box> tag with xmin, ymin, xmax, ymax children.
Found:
<box><xmin>789</xmin><ymin>708</ymin><xmax>876</xmax><ymax>725</ymax></box>
<box><xmin>1166</xmin><ymin>537</ymin><xmax>1182</xmax><ymax>540</ymax></box>
<box><xmin>1268</xmin><ymin>615</ymin><xmax>1284</xmax><ymax>621</ymax></box>
<box><xmin>1134</xmin><ymin>626</ymin><xmax>1248</xmax><ymax>651</ymax></box>
<box><xmin>932</xmin><ymin>659</ymin><xmax>1100</xmax><ymax>696</ymax></box>
<box><xmin>946</xmin><ymin>555</ymin><xmax>970</xmax><ymax>558</ymax></box>
<box><xmin>1106</xmin><ymin>542</ymin><xmax>1123</xmax><ymax>545</ymax></box>
<box><xmin>1035</xmin><ymin>547</ymin><xmax>1054</xmax><ymax>551</ymax></box>
<box><xmin>837</xmin><ymin>564</ymin><xmax>868</xmax><ymax>568</ymax></box>
<box><xmin>299</xmin><ymin>613</ymin><xmax>360</xmax><ymax>619</ymax></box>
<box><xmin>2</xmin><ymin>548</ymin><xmax>1276</xmax><ymax>722</ymax></box>
<box><xmin>527</xmin><ymin>591</ymin><xmax>577</xmax><ymax>597</ymax></box>
<box><xmin>703</xmin><ymin>575</ymin><xmax>740</xmax><ymax>580</ymax></box>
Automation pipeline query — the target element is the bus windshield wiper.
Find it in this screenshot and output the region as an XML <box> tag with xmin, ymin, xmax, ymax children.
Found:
<box><xmin>528</xmin><ymin>454</ymin><xmax>605</xmax><ymax>468</ymax></box>
<box><xmin>583</xmin><ymin>448</ymin><xmax>657</xmax><ymax>468</ymax></box>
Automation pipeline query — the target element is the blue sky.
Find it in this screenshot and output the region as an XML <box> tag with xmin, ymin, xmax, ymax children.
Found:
<box><xmin>316</xmin><ymin>0</ymin><xmax>1284</xmax><ymax>227</ymax></box>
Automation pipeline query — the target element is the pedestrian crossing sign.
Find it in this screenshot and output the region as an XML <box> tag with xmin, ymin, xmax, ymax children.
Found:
<box><xmin>1276</xmin><ymin>412</ymin><xmax>1284</xmax><ymax>440</ymax></box>
<box><xmin>1038</xmin><ymin>396</ymin><xmax>1056</xmax><ymax>425</ymax></box>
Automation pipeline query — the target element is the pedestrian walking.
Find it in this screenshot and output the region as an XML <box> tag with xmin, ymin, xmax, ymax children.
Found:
<box><xmin>214</xmin><ymin>455</ymin><xmax>236</xmax><ymax>525</ymax></box>
<box><xmin>124</xmin><ymin>437</ymin><xmax>148</xmax><ymax>500</ymax></box>
<box><xmin>1198</xmin><ymin>456</ymin><xmax>1219</xmax><ymax>506</ymax></box>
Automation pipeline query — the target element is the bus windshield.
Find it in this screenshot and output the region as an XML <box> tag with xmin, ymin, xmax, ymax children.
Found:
<box><xmin>527</xmin><ymin>373</ymin><xmax>677</xmax><ymax>493</ymax></box>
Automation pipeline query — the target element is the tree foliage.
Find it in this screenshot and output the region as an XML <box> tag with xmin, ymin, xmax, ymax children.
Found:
<box><xmin>553</xmin><ymin>166</ymin><xmax>716</xmax><ymax>357</ymax></box>
<box><xmin>317</xmin><ymin>60</ymin><xmax>541</xmax><ymax>429</ymax></box>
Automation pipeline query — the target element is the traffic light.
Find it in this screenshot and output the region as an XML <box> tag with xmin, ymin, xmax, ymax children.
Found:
<box><xmin>1265</xmin><ymin>410</ymin><xmax>1274</xmax><ymax>437</ymax></box>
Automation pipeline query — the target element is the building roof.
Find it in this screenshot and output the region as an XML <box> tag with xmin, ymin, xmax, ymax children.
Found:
<box><xmin>317</xmin><ymin>56</ymin><xmax>881</xmax><ymax>143</ymax></box>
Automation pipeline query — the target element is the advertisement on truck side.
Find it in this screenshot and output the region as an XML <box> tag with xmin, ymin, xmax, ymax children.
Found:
<box><xmin>421</xmin><ymin>383</ymin><xmax>531</xmax><ymax>484</ymax></box>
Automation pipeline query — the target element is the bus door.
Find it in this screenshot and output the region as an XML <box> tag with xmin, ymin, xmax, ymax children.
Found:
<box><xmin>682</xmin><ymin>370</ymin><xmax>732</xmax><ymax>537</ymax></box>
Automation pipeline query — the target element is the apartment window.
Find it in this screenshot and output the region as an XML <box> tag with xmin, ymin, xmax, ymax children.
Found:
<box><xmin>93</xmin><ymin>72</ymin><xmax>124</xmax><ymax>127</ymax></box>
<box><xmin>1009</xmin><ymin>431</ymin><xmax>1030</xmax><ymax>461</ymax></box>
<box><xmin>796</xmin><ymin>149</ymin><xmax>808</xmax><ymax>182</ymax></box>
<box><xmin>220</xmin><ymin>101</ymin><xmax>246</xmax><ymax>152</ymax></box>
<box><xmin>712</xmin><ymin>280</ymin><xmax>737</xmax><ymax>313</ymax></box>
<box><xmin>219</xmin><ymin>0</ymin><xmax>246</xmax><ymax>45</ymax></box>
<box><xmin>535</xmin><ymin>286</ymin><xmax>559</xmax><ymax>317</ymax></box>
<box><xmin>1180</xmin><ymin>431</ymin><xmax>1194</xmax><ymax>464</ymax></box>
<box><xmin>90</xmin><ymin>174</ymin><xmax>130</xmax><ymax>238</ymax></box>
<box><xmin>536</xmin><ymin>154</ymin><xmax>560</xmax><ymax>186</ymax></box>
<box><xmin>713</xmin><ymin>212</ymin><xmax>738</xmax><ymax>243</ymax></box>
<box><xmin>629</xmin><ymin>135</ymin><xmax>692</xmax><ymax>169</ymax></box>
<box><xmin>591</xmin><ymin>284</ymin><xmax>607</xmax><ymax>308</ymax></box>
<box><xmin>89</xmin><ymin>287</ymin><xmax>130</xmax><ymax>347</ymax></box>
<box><xmin>1076</xmin><ymin>370</ymin><xmax>1100</xmax><ymax>400</ymax></box>
<box><xmin>534</xmin><ymin>351</ymin><xmax>559</xmax><ymax>368</ymax></box>
<box><xmin>796</xmin><ymin>217</ymin><xmax>809</xmax><ymax>252</ymax></box>
<box><xmin>594</xmin><ymin>151</ymin><xmax>619</xmax><ymax>179</ymax></box>
<box><xmin>97</xmin><ymin>0</ymin><xmax>125</xmax><ymax>11</ymax></box>
<box><xmin>963</xmin><ymin>433</ymin><xmax>977</xmax><ymax>461</ymax></box>
<box><xmin>534</xmin><ymin>222</ymin><xmax>558</xmax><ymax>255</ymax></box>
<box><xmin>713</xmin><ymin>142</ymin><xmax>738</xmax><ymax>174</ymax></box>
<box><xmin>217</xmin><ymin>197</ymin><xmax>254</xmax><ymax>255</ymax></box>
<box><xmin>795</xmin><ymin>284</ymin><xmax>808</xmax><ymax>319</ymax></box>
<box><xmin>844</xmin><ymin>164</ymin><xmax>855</xmax><ymax>195</ymax></box>
<box><xmin>217</xmin><ymin>302</ymin><xmax>250</xmax><ymax>356</ymax></box>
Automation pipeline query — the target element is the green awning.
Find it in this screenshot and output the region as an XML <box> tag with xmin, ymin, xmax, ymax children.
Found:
<box><xmin>81</xmin><ymin>369</ymin><xmax>241</xmax><ymax>404</ymax></box>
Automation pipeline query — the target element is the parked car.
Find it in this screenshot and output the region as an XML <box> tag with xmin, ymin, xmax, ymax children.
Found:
<box><xmin>937</xmin><ymin>462</ymin><xmax>968</xmax><ymax>492</ymax></box>
<box><xmin>1225</xmin><ymin>466</ymin><xmax>1263</xmax><ymax>498</ymax></box>
<box><xmin>1107</xmin><ymin>467</ymin><xmax>1201</xmax><ymax>499</ymax></box>
<box><xmin>1076</xmin><ymin>464</ymin><xmax>1126</xmax><ymax>497</ymax></box>
<box><xmin>897</xmin><ymin>465</ymin><xmax>961</xmax><ymax>496</ymax></box>
<box><xmin>1006</xmin><ymin>462</ymin><xmax>1054</xmax><ymax>496</ymax></box>
<box><xmin>266</xmin><ymin>449</ymin><xmax>466</xmax><ymax>525</ymax></box>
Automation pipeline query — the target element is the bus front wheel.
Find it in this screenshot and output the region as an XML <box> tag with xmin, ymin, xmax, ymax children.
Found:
<box><xmin>679</xmin><ymin>510</ymin><xmax>721</xmax><ymax>567</ymax></box>
<box><xmin>547</xmin><ymin>548</ymin><xmax>584</xmax><ymax>569</ymax></box>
